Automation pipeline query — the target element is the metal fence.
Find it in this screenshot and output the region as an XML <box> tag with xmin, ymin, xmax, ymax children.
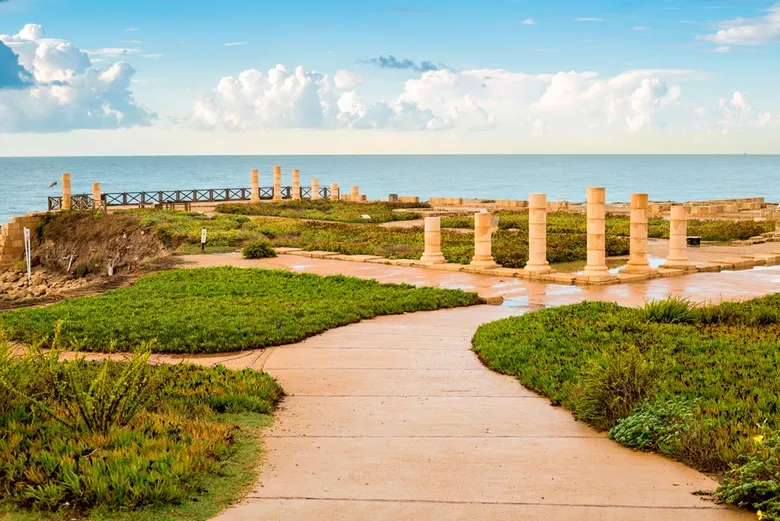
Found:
<box><xmin>47</xmin><ymin>185</ymin><xmax>334</xmax><ymax>211</ymax></box>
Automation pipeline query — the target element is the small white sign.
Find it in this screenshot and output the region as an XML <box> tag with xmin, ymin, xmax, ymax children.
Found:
<box><xmin>201</xmin><ymin>228</ymin><xmax>207</xmax><ymax>244</ymax></box>
<box><xmin>361</xmin><ymin>214</ymin><xmax>372</xmax><ymax>220</ymax></box>
<box><xmin>23</xmin><ymin>227</ymin><xmax>32</xmax><ymax>285</ymax></box>
<box><xmin>24</xmin><ymin>228</ymin><xmax>30</xmax><ymax>242</ymax></box>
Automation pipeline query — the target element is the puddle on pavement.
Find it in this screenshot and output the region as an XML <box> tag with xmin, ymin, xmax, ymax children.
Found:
<box><xmin>290</xmin><ymin>265</ymin><xmax>310</xmax><ymax>270</ymax></box>
<box><xmin>501</xmin><ymin>296</ymin><xmax>530</xmax><ymax>308</ymax></box>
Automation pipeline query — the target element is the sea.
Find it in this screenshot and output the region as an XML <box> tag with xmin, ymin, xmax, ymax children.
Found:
<box><xmin>1</xmin><ymin>155</ymin><xmax>779</xmax><ymax>224</ymax></box>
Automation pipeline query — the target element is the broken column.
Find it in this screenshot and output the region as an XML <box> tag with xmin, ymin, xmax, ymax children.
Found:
<box><xmin>273</xmin><ymin>166</ymin><xmax>282</xmax><ymax>201</ymax></box>
<box><xmin>351</xmin><ymin>186</ymin><xmax>360</xmax><ymax>202</ymax></box>
<box><xmin>420</xmin><ymin>216</ymin><xmax>447</xmax><ymax>264</ymax></box>
<box><xmin>330</xmin><ymin>182</ymin><xmax>339</xmax><ymax>201</ymax></box>
<box><xmin>250</xmin><ymin>169</ymin><xmax>260</xmax><ymax>202</ymax></box>
<box><xmin>525</xmin><ymin>193</ymin><xmax>551</xmax><ymax>273</ymax></box>
<box><xmin>623</xmin><ymin>193</ymin><xmax>652</xmax><ymax>273</ymax></box>
<box><xmin>92</xmin><ymin>183</ymin><xmax>102</xmax><ymax>211</ymax></box>
<box><xmin>292</xmin><ymin>169</ymin><xmax>301</xmax><ymax>200</ymax></box>
<box><xmin>471</xmin><ymin>212</ymin><xmax>498</xmax><ymax>268</ymax></box>
<box><xmin>62</xmin><ymin>173</ymin><xmax>72</xmax><ymax>211</ymax></box>
<box><xmin>663</xmin><ymin>205</ymin><xmax>690</xmax><ymax>268</ymax></box>
<box><xmin>581</xmin><ymin>187</ymin><xmax>615</xmax><ymax>280</ymax></box>
<box><xmin>311</xmin><ymin>178</ymin><xmax>320</xmax><ymax>200</ymax></box>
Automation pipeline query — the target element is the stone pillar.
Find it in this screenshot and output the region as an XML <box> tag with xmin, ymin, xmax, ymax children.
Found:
<box><xmin>62</xmin><ymin>173</ymin><xmax>72</xmax><ymax>211</ymax></box>
<box><xmin>525</xmin><ymin>193</ymin><xmax>550</xmax><ymax>273</ymax></box>
<box><xmin>420</xmin><ymin>216</ymin><xmax>446</xmax><ymax>264</ymax></box>
<box><xmin>663</xmin><ymin>205</ymin><xmax>690</xmax><ymax>267</ymax></box>
<box><xmin>292</xmin><ymin>169</ymin><xmax>301</xmax><ymax>200</ymax></box>
<box><xmin>581</xmin><ymin>187</ymin><xmax>614</xmax><ymax>279</ymax></box>
<box><xmin>273</xmin><ymin>166</ymin><xmax>282</xmax><ymax>201</ymax></box>
<box><xmin>311</xmin><ymin>178</ymin><xmax>320</xmax><ymax>200</ymax></box>
<box><xmin>92</xmin><ymin>183</ymin><xmax>102</xmax><ymax>211</ymax></box>
<box><xmin>471</xmin><ymin>212</ymin><xmax>498</xmax><ymax>268</ymax></box>
<box><xmin>330</xmin><ymin>182</ymin><xmax>339</xmax><ymax>201</ymax></box>
<box><xmin>624</xmin><ymin>193</ymin><xmax>652</xmax><ymax>273</ymax></box>
<box><xmin>351</xmin><ymin>186</ymin><xmax>360</xmax><ymax>202</ymax></box>
<box><xmin>250</xmin><ymin>169</ymin><xmax>260</xmax><ymax>202</ymax></box>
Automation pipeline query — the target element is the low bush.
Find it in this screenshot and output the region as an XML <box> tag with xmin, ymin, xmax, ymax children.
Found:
<box><xmin>472</xmin><ymin>293</ymin><xmax>780</xmax><ymax>512</ymax></box>
<box><xmin>0</xmin><ymin>332</ymin><xmax>283</xmax><ymax>516</ymax></box>
<box><xmin>242</xmin><ymin>240</ymin><xmax>277</xmax><ymax>259</ymax></box>
<box><xmin>216</xmin><ymin>200</ymin><xmax>429</xmax><ymax>224</ymax></box>
<box><xmin>0</xmin><ymin>267</ymin><xmax>481</xmax><ymax>354</ymax></box>
<box><xmin>718</xmin><ymin>433</ymin><xmax>780</xmax><ymax>520</ymax></box>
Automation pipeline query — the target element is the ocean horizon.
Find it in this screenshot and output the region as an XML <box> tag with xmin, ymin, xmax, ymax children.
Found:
<box><xmin>2</xmin><ymin>154</ymin><xmax>779</xmax><ymax>224</ymax></box>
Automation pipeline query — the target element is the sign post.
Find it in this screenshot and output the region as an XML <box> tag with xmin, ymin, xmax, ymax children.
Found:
<box><xmin>23</xmin><ymin>227</ymin><xmax>32</xmax><ymax>285</ymax></box>
<box><xmin>201</xmin><ymin>228</ymin><xmax>207</xmax><ymax>251</ymax></box>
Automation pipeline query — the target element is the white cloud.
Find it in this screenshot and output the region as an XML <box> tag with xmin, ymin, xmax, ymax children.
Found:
<box><xmin>119</xmin><ymin>40</ymin><xmax>142</xmax><ymax>44</ymax></box>
<box><xmin>718</xmin><ymin>91</ymin><xmax>780</xmax><ymax>133</ymax></box>
<box><xmin>125</xmin><ymin>28</ymin><xmax>140</xmax><ymax>32</ymax></box>
<box><xmin>713</xmin><ymin>45</ymin><xmax>732</xmax><ymax>53</ymax></box>
<box><xmin>86</xmin><ymin>48</ymin><xmax>142</xmax><ymax>58</ymax></box>
<box><xmin>191</xmin><ymin>64</ymin><xmax>709</xmax><ymax>135</ymax></box>
<box><xmin>0</xmin><ymin>24</ymin><xmax>155</xmax><ymax>132</ymax></box>
<box><xmin>223</xmin><ymin>42</ymin><xmax>246</xmax><ymax>47</ymax></box>
<box><xmin>699</xmin><ymin>4</ymin><xmax>780</xmax><ymax>46</ymax></box>
<box><xmin>521</xmin><ymin>18</ymin><xmax>536</xmax><ymax>25</ymax></box>
<box><xmin>143</xmin><ymin>53</ymin><xmax>163</xmax><ymax>59</ymax></box>
<box><xmin>632</xmin><ymin>26</ymin><xmax>648</xmax><ymax>31</ymax></box>
<box><xmin>576</xmin><ymin>17</ymin><xmax>603</xmax><ymax>22</ymax></box>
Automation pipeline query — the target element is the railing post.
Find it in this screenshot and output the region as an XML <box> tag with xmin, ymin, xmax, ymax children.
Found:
<box><xmin>91</xmin><ymin>183</ymin><xmax>101</xmax><ymax>211</ymax></box>
<box><xmin>273</xmin><ymin>166</ymin><xmax>282</xmax><ymax>201</ymax></box>
<box><xmin>292</xmin><ymin>169</ymin><xmax>301</xmax><ymax>200</ymax></box>
<box><xmin>251</xmin><ymin>169</ymin><xmax>260</xmax><ymax>202</ymax></box>
<box><xmin>330</xmin><ymin>182</ymin><xmax>339</xmax><ymax>201</ymax></box>
<box><xmin>311</xmin><ymin>179</ymin><xmax>320</xmax><ymax>200</ymax></box>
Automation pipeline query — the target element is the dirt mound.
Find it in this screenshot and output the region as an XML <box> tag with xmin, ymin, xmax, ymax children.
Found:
<box><xmin>32</xmin><ymin>212</ymin><xmax>167</xmax><ymax>277</ymax></box>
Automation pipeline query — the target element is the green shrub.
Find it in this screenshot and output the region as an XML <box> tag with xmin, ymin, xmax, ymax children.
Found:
<box><xmin>609</xmin><ymin>397</ymin><xmax>696</xmax><ymax>452</ymax></box>
<box><xmin>242</xmin><ymin>240</ymin><xmax>277</xmax><ymax>259</ymax></box>
<box><xmin>717</xmin><ymin>433</ymin><xmax>780</xmax><ymax>520</ymax></box>
<box><xmin>572</xmin><ymin>346</ymin><xmax>660</xmax><ymax>430</ymax></box>
<box><xmin>640</xmin><ymin>296</ymin><xmax>696</xmax><ymax>324</ymax></box>
<box><xmin>216</xmin><ymin>200</ymin><xmax>429</xmax><ymax>224</ymax></box>
<box><xmin>0</xmin><ymin>333</ymin><xmax>283</xmax><ymax>515</ymax></box>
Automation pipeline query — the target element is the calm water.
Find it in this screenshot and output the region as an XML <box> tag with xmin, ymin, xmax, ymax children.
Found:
<box><xmin>1</xmin><ymin>155</ymin><xmax>778</xmax><ymax>224</ymax></box>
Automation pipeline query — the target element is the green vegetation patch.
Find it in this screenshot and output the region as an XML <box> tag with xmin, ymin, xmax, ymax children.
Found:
<box><xmin>472</xmin><ymin>294</ymin><xmax>780</xmax><ymax>517</ymax></box>
<box><xmin>1</xmin><ymin>267</ymin><xmax>481</xmax><ymax>354</ymax></box>
<box><xmin>216</xmin><ymin>200</ymin><xmax>429</xmax><ymax>224</ymax></box>
<box><xmin>442</xmin><ymin>211</ymin><xmax>775</xmax><ymax>241</ymax></box>
<box><xmin>0</xmin><ymin>334</ymin><xmax>283</xmax><ymax>519</ymax></box>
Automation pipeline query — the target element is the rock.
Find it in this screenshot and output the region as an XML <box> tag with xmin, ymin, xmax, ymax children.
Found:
<box><xmin>31</xmin><ymin>285</ymin><xmax>47</xmax><ymax>297</ymax></box>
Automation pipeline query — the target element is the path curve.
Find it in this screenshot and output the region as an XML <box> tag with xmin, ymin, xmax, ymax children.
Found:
<box><xmin>210</xmin><ymin>305</ymin><xmax>749</xmax><ymax>521</ymax></box>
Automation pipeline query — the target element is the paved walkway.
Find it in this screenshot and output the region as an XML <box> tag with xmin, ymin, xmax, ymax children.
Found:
<box><xmin>177</xmin><ymin>254</ymin><xmax>780</xmax><ymax>520</ymax></box>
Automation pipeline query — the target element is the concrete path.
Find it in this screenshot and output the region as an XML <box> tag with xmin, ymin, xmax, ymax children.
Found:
<box><xmin>177</xmin><ymin>255</ymin><xmax>780</xmax><ymax>520</ymax></box>
<box><xmin>210</xmin><ymin>305</ymin><xmax>750</xmax><ymax>521</ymax></box>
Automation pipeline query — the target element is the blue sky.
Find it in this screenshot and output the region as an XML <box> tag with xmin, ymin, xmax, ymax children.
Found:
<box><xmin>0</xmin><ymin>0</ymin><xmax>779</xmax><ymax>154</ymax></box>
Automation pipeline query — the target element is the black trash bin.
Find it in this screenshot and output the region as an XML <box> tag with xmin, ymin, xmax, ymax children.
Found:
<box><xmin>687</xmin><ymin>236</ymin><xmax>701</xmax><ymax>247</ymax></box>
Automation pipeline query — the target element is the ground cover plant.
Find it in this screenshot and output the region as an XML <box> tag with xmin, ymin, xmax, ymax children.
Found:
<box><xmin>472</xmin><ymin>294</ymin><xmax>780</xmax><ymax>517</ymax></box>
<box><xmin>441</xmin><ymin>211</ymin><xmax>775</xmax><ymax>241</ymax></box>
<box><xmin>216</xmin><ymin>200</ymin><xmax>429</xmax><ymax>224</ymax></box>
<box><xmin>0</xmin><ymin>331</ymin><xmax>283</xmax><ymax>520</ymax></box>
<box><xmin>0</xmin><ymin>267</ymin><xmax>482</xmax><ymax>354</ymax></box>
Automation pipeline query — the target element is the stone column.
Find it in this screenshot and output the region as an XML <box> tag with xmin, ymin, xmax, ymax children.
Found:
<box><xmin>663</xmin><ymin>205</ymin><xmax>690</xmax><ymax>267</ymax></box>
<box><xmin>624</xmin><ymin>193</ymin><xmax>652</xmax><ymax>273</ymax></box>
<box><xmin>525</xmin><ymin>193</ymin><xmax>551</xmax><ymax>273</ymax></box>
<box><xmin>351</xmin><ymin>186</ymin><xmax>360</xmax><ymax>202</ymax></box>
<box><xmin>330</xmin><ymin>182</ymin><xmax>339</xmax><ymax>201</ymax></box>
<box><xmin>581</xmin><ymin>187</ymin><xmax>613</xmax><ymax>279</ymax></box>
<box><xmin>250</xmin><ymin>169</ymin><xmax>260</xmax><ymax>202</ymax></box>
<box><xmin>471</xmin><ymin>212</ymin><xmax>498</xmax><ymax>268</ymax></box>
<box><xmin>273</xmin><ymin>166</ymin><xmax>282</xmax><ymax>201</ymax></box>
<box><xmin>92</xmin><ymin>183</ymin><xmax>102</xmax><ymax>211</ymax></box>
<box><xmin>62</xmin><ymin>173</ymin><xmax>72</xmax><ymax>211</ymax></box>
<box><xmin>311</xmin><ymin>178</ymin><xmax>320</xmax><ymax>200</ymax></box>
<box><xmin>292</xmin><ymin>169</ymin><xmax>301</xmax><ymax>200</ymax></box>
<box><xmin>420</xmin><ymin>216</ymin><xmax>446</xmax><ymax>264</ymax></box>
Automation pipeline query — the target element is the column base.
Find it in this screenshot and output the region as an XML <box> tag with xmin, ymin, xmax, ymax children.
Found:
<box><xmin>524</xmin><ymin>264</ymin><xmax>552</xmax><ymax>274</ymax></box>
<box><xmin>580</xmin><ymin>265</ymin><xmax>617</xmax><ymax>281</ymax></box>
<box><xmin>420</xmin><ymin>253</ymin><xmax>447</xmax><ymax>265</ymax></box>
<box><xmin>660</xmin><ymin>261</ymin><xmax>695</xmax><ymax>271</ymax></box>
<box><xmin>470</xmin><ymin>259</ymin><xmax>499</xmax><ymax>269</ymax></box>
<box><xmin>622</xmin><ymin>263</ymin><xmax>654</xmax><ymax>274</ymax></box>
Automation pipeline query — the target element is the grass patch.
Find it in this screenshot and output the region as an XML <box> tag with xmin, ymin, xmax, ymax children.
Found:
<box><xmin>1</xmin><ymin>267</ymin><xmax>481</xmax><ymax>354</ymax></box>
<box><xmin>472</xmin><ymin>294</ymin><xmax>780</xmax><ymax>516</ymax></box>
<box><xmin>216</xmin><ymin>200</ymin><xmax>429</xmax><ymax>224</ymax></box>
<box><xmin>442</xmin><ymin>211</ymin><xmax>775</xmax><ymax>241</ymax></box>
<box><xmin>0</xmin><ymin>334</ymin><xmax>282</xmax><ymax>520</ymax></box>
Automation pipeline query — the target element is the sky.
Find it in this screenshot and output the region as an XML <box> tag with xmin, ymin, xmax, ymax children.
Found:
<box><xmin>0</xmin><ymin>0</ymin><xmax>779</xmax><ymax>155</ymax></box>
